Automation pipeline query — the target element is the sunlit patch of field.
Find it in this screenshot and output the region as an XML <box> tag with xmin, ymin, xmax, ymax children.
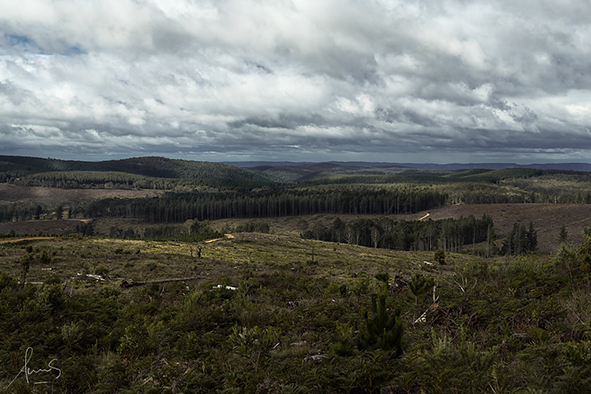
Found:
<box><xmin>0</xmin><ymin>233</ymin><xmax>472</xmax><ymax>297</ymax></box>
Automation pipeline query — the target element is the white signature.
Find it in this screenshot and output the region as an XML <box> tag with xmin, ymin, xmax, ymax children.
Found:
<box><xmin>7</xmin><ymin>347</ymin><xmax>62</xmax><ymax>388</ymax></box>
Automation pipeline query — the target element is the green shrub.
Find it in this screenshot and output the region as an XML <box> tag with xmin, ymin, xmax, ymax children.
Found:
<box><xmin>40</xmin><ymin>284</ymin><xmax>67</xmax><ymax>313</ymax></box>
<box><xmin>332</xmin><ymin>321</ymin><xmax>355</xmax><ymax>357</ymax></box>
<box><xmin>117</xmin><ymin>324</ymin><xmax>152</xmax><ymax>359</ymax></box>
<box><xmin>434</xmin><ymin>249</ymin><xmax>445</xmax><ymax>264</ymax></box>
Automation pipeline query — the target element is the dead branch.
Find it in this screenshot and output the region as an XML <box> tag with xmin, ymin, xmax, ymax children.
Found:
<box><xmin>120</xmin><ymin>276</ymin><xmax>212</xmax><ymax>288</ymax></box>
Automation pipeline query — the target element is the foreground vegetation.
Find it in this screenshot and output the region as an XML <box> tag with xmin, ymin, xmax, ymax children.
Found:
<box><xmin>1</xmin><ymin>233</ymin><xmax>591</xmax><ymax>392</ymax></box>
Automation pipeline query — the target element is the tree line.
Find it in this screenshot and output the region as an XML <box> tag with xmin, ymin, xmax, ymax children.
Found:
<box><xmin>447</xmin><ymin>189</ymin><xmax>591</xmax><ymax>205</ymax></box>
<box><xmin>0</xmin><ymin>202</ymin><xmax>73</xmax><ymax>223</ymax></box>
<box><xmin>9</xmin><ymin>171</ymin><xmax>179</xmax><ymax>190</ymax></box>
<box><xmin>83</xmin><ymin>188</ymin><xmax>447</xmax><ymax>223</ymax></box>
<box><xmin>0</xmin><ymin>203</ymin><xmax>59</xmax><ymax>222</ymax></box>
<box><xmin>301</xmin><ymin>214</ymin><xmax>494</xmax><ymax>252</ymax></box>
<box><xmin>501</xmin><ymin>221</ymin><xmax>538</xmax><ymax>255</ymax></box>
<box><xmin>106</xmin><ymin>220</ymin><xmax>270</xmax><ymax>241</ymax></box>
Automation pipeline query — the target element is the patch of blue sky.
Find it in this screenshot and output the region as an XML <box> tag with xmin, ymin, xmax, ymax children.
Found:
<box><xmin>63</xmin><ymin>45</ymin><xmax>86</xmax><ymax>55</ymax></box>
<box><xmin>7</xmin><ymin>34</ymin><xmax>46</xmax><ymax>54</ymax></box>
<box><xmin>5</xmin><ymin>34</ymin><xmax>86</xmax><ymax>56</ymax></box>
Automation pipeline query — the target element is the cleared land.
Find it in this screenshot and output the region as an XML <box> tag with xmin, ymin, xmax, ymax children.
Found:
<box><xmin>0</xmin><ymin>233</ymin><xmax>463</xmax><ymax>292</ymax></box>
<box><xmin>0</xmin><ymin>183</ymin><xmax>163</xmax><ymax>205</ymax></box>
<box><xmin>0</xmin><ymin>219</ymin><xmax>89</xmax><ymax>236</ymax></box>
<box><xmin>426</xmin><ymin>203</ymin><xmax>591</xmax><ymax>252</ymax></box>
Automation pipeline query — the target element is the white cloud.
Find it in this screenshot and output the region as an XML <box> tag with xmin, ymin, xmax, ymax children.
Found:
<box><xmin>0</xmin><ymin>0</ymin><xmax>591</xmax><ymax>163</ymax></box>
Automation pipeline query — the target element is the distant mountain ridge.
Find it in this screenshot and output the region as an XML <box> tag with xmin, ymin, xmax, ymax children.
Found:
<box><xmin>226</xmin><ymin>161</ymin><xmax>591</xmax><ymax>172</ymax></box>
<box><xmin>2</xmin><ymin>155</ymin><xmax>591</xmax><ymax>186</ymax></box>
<box><xmin>225</xmin><ymin>161</ymin><xmax>591</xmax><ymax>182</ymax></box>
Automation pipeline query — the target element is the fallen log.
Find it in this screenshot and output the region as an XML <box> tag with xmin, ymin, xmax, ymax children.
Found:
<box><xmin>120</xmin><ymin>276</ymin><xmax>212</xmax><ymax>288</ymax></box>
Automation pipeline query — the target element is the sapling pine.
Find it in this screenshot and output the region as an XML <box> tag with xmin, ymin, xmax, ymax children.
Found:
<box><xmin>409</xmin><ymin>273</ymin><xmax>435</xmax><ymax>305</ymax></box>
<box><xmin>356</xmin><ymin>291</ymin><xmax>404</xmax><ymax>357</ymax></box>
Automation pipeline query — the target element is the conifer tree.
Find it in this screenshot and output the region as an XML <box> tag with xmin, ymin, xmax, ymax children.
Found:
<box><xmin>526</xmin><ymin>221</ymin><xmax>537</xmax><ymax>252</ymax></box>
<box><xmin>356</xmin><ymin>292</ymin><xmax>404</xmax><ymax>357</ymax></box>
<box><xmin>559</xmin><ymin>225</ymin><xmax>569</xmax><ymax>244</ymax></box>
<box><xmin>486</xmin><ymin>224</ymin><xmax>497</xmax><ymax>257</ymax></box>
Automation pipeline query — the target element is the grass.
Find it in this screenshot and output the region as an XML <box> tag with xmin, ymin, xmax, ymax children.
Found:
<box><xmin>0</xmin><ymin>233</ymin><xmax>469</xmax><ymax>297</ymax></box>
<box><xmin>1</xmin><ymin>231</ymin><xmax>588</xmax><ymax>392</ymax></box>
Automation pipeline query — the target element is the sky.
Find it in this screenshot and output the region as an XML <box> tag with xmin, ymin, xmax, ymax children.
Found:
<box><xmin>1</xmin><ymin>0</ymin><xmax>591</xmax><ymax>164</ymax></box>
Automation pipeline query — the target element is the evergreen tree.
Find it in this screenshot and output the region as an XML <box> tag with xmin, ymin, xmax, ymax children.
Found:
<box><xmin>356</xmin><ymin>292</ymin><xmax>404</xmax><ymax>357</ymax></box>
<box><xmin>409</xmin><ymin>273</ymin><xmax>436</xmax><ymax>305</ymax></box>
<box><xmin>486</xmin><ymin>224</ymin><xmax>497</xmax><ymax>257</ymax></box>
<box><xmin>526</xmin><ymin>221</ymin><xmax>537</xmax><ymax>252</ymax></box>
<box><xmin>559</xmin><ymin>225</ymin><xmax>569</xmax><ymax>244</ymax></box>
<box><xmin>34</xmin><ymin>204</ymin><xmax>42</xmax><ymax>220</ymax></box>
<box><xmin>503</xmin><ymin>222</ymin><xmax>538</xmax><ymax>255</ymax></box>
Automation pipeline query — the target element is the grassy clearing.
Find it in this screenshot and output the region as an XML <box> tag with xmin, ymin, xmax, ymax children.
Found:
<box><xmin>0</xmin><ymin>234</ymin><xmax>466</xmax><ymax>293</ymax></box>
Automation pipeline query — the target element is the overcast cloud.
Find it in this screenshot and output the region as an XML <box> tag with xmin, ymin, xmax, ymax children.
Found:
<box><xmin>1</xmin><ymin>0</ymin><xmax>590</xmax><ymax>163</ymax></box>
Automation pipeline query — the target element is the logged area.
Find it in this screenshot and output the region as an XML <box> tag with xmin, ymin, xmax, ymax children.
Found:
<box><xmin>0</xmin><ymin>183</ymin><xmax>162</xmax><ymax>204</ymax></box>
<box><xmin>427</xmin><ymin>203</ymin><xmax>591</xmax><ymax>252</ymax></box>
<box><xmin>2</xmin><ymin>156</ymin><xmax>591</xmax><ymax>392</ymax></box>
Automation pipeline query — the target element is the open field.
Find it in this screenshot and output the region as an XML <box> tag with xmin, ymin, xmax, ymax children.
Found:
<box><xmin>5</xmin><ymin>160</ymin><xmax>591</xmax><ymax>390</ymax></box>
<box><xmin>2</xmin><ymin>180</ymin><xmax>591</xmax><ymax>390</ymax></box>
<box><xmin>6</xmin><ymin>159</ymin><xmax>591</xmax><ymax>391</ymax></box>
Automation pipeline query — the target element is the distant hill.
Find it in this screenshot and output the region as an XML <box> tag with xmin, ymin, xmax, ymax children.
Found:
<box><xmin>247</xmin><ymin>162</ymin><xmax>408</xmax><ymax>183</ymax></box>
<box><xmin>227</xmin><ymin>160</ymin><xmax>591</xmax><ymax>171</ymax></box>
<box><xmin>3</xmin><ymin>156</ymin><xmax>591</xmax><ymax>185</ymax></box>
<box><xmin>395</xmin><ymin>162</ymin><xmax>591</xmax><ymax>172</ymax></box>
<box><xmin>226</xmin><ymin>161</ymin><xmax>591</xmax><ymax>182</ymax></box>
<box><xmin>0</xmin><ymin>156</ymin><xmax>280</xmax><ymax>189</ymax></box>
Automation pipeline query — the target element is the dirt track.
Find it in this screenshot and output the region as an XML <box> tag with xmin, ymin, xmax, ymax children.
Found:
<box><xmin>205</xmin><ymin>234</ymin><xmax>236</xmax><ymax>243</ymax></box>
<box><xmin>0</xmin><ymin>237</ymin><xmax>55</xmax><ymax>244</ymax></box>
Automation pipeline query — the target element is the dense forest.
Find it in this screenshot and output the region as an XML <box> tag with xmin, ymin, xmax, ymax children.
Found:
<box><xmin>82</xmin><ymin>187</ymin><xmax>447</xmax><ymax>223</ymax></box>
<box><xmin>10</xmin><ymin>171</ymin><xmax>181</xmax><ymax>190</ymax></box>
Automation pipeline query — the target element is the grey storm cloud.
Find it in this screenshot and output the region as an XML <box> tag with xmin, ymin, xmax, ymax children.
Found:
<box><xmin>0</xmin><ymin>0</ymin><xmax>591</xmax><ymax>163</ymax></box>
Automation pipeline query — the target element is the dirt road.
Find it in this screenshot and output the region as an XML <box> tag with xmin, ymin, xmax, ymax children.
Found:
<box><xmin>0</xmin><ymin>237</ymin><xmax>55</xmax><ymax>244</ymax></box>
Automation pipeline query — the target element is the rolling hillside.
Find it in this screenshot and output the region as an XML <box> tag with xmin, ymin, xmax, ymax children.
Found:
<box><xmin>0</xmin><ymin>156</ymin><xmax>281</xmax><ymax>189</ymax></box>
